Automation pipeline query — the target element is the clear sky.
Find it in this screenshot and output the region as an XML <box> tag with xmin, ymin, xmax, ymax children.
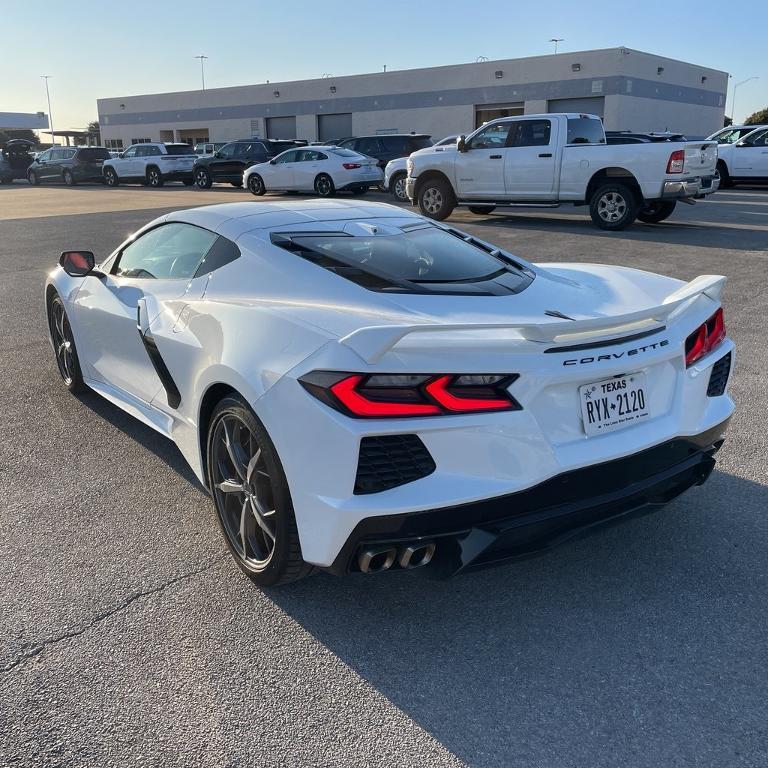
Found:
<box><xmin>3</xmin><ymin>0</ymin><xmax>766</xmax><ymax>129</ymax></box>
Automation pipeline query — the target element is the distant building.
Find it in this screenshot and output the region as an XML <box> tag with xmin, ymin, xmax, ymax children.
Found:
<box><xmin>97</xmin><ymin>48</ymin><xmax>727</xmax><ymax>150</ymax></box>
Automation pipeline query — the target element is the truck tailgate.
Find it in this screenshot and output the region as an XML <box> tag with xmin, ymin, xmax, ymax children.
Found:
<box><xmin>682</xmin><ymin>142</ymin><xmax>718</xmax><ymax>175</ymax></box>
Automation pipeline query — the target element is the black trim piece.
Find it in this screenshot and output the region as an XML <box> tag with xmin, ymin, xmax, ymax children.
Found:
<box><xmin>326</xmin><ymin>420</ymin><xmax>730</xmax><ymax>577</ymax></box>
<box><xmin>544</xmin><ymin>326</ymin><xmax>666</xmax><ymax>354</ymax></box>
<box><xmin>707</xmin><ymin>352</ymin><xmax>732</xmax><ymax>397</ymax></box>
<box><xmin>139</xmin><ymin>330</ymin><xmax>181</xmax><ymax>408</ymax></box>
<box><xmin>354</xmin><ymin>435</ymin><xmax>436</xmax><ymax>495</ymax></box>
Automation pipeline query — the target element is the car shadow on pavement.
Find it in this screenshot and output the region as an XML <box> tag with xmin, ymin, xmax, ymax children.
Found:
<box><xmin>265</xmin><ymin>468</ymin><xmax>768</xmax><ymax>767</ymax></box>
<box><xmin>465</xmin><ymin>212</ymin><xmax>768</xmax><ymax>252</ymax></box>
<box><xmin>74</xmin><ymin>388</ymin><xmax>205</xmax><ymax>491</ymax></box>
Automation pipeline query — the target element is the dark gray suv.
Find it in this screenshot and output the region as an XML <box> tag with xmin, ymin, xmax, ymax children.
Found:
<box><xmin>27</xmin><ymin>146</ymin><xmax>111</xmax><ymax>185</ymax></box>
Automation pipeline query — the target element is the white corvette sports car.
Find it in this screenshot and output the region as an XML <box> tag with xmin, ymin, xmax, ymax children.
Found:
<box><xmin>45</xmin><ymin>200</ymin><xmax>734</xmax><ymax>586</ymax></box>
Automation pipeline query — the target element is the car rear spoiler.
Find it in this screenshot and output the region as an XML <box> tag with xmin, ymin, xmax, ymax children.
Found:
<box><xmin>339</xmin><ymin>274</ymin><xmax>726</xmax><ymax>363</ymax></box>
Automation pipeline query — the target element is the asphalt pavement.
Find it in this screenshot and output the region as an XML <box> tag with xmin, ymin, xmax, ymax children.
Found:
<box><xmin>0</xmin><ymin>183</ymin><xmax>766</xmax><ymax>768</ymax></box>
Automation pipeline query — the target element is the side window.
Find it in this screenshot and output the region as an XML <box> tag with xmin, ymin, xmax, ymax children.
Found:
<box><xmin>194</xmin><ymin>236</ymin><xmax>241</xmax><ymax>277</ymax></box>
<box><xmin>338</xmin><ymin>139</ymin><xmax>356</xmax><ymax>150</ymax></box>
<box><xmin>509</xmin><ymin>120</ymin><xmax>552</xmax><ymax>147</ymax></box>
<box><xmin>50</xmin><ymin>149</ymin><xmax>64</xmax><ymax>161</ymax></box>
<box><xmin>467</xmin><ymin>123</ymin><xmax>511</xmax><ymax>150</ymax></box>
<box><xmin>218</xmin><ymin>143</ymin><xmax>237</xmax><ymax>159</ymax></box>
<box><xmin>275</xmin><ymin>150</ymin><xmax>299</xmax><ymax>164</ymax></box>
<box><xmin>37</xmin><ymin>150</ymin><xmax>52</xmax><ymax>162</ymax></box>
<box><xmin>64</xmin><ymin>148</ymin><xmax>77</xmax><ymax>159</ymax></box>
<box><xmin>113</xmin><ymin>223</ymin><xmax>218</xmax><ymax>280</ymax></box>
<box><xmin>357</xmin><ymin>138</ymin><xmax>382</xmax><ymax>156</ymax></box>
<box><xmin>746</xmin><ymin>129</ymin><xmax>768</xmax><ymax>146</ymax></box>
<box><xmin>566</xmin><ymin>118</ymin><xmax>605</xmax><ymax>145</ymax></box>
<box><xmin>147</xmin><ymin>145</ymin><xmax>162</xmax><ymax>156</ymax></box>
<box><xmin>381</xmin><ymin>136</ymin><xmax>408</xmax><ymax>154</ymax></box>
<box><xmin>122</xmin><ymin>146</ymin><xmax>138</xmax><ymax>158</ymax></box>
<box><xmin>136</xmin><ymin>146</ymin><xmax>149</xmax><ymax>157</ymax></box>
<box><xmin>297</xmin><ymin>149</ymin><xmax>324</xmax><ymax>161</ymax></box>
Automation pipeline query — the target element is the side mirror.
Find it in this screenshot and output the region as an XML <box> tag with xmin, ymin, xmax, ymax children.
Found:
<box><xmin>269</xmin><ymin>159</ymin><xmax>277</xmax><ymax>165</ymax></box>
<box><xmin>457</xmin><ymin>135</ymin><xmax>467</xmax><ymax>153</ymax></box>
<box><xmin>214</xmin><ymin>151</ymin><xmax>223</xmax><ymax>158</ymax></box>
<box><xmin>60</xmin><ymin>250</ymin><xmax>98</xmax><ymax>277</ymax></box>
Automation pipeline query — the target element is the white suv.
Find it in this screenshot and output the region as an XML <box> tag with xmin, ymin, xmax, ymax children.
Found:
<box><xmin>102</xmin><ymin>143</ymin><xmax>196</xmax><ymax>187</ymax></box>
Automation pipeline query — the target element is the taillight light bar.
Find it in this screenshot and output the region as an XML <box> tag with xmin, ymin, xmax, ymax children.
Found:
<box><xmin>299</xmin><ymin>372</ymin><xmax>521</xmax><ymax>418</ymax></box>
<box><xmin>666</xmin><ymin>149</ymin><xmax>685</xmax><ymax>174</ymax></box>
<box><xmin>342</xmin><ymin>162</ymin><xmax>362</xmax><ymax>169</ymax></box>
<box><xmin>685</xmin><ymin>308</ymin><xmax>725</xmax><ymax>367</ymax></box>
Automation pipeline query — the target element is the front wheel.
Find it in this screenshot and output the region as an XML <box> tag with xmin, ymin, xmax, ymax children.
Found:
<box><xmin>207</xmin><ymin>396</ymin><xmax>312</xmax><ymax>586</ymax></box>
<box><xmin>48</xmin><ymin>294</ymin><xmax>85</xmax><ymax>393</ymax></box>
<box><xmin>390</xmin><ymin>172</ymin><xmax>408</xmax><ymax>202</ymax></box>
<box><xmin>637</xmin><ymin>200</ymin><xmax>677</xmax><ymax>224</ymax></box>
<box><xmin>314</xmin><ymin>173</ymin><xmax>335</xmax><ymax>198</ymax></box>
<box><xmin>146</xmin><ymin>167</ymin><xmax>164</xmax><ymax>187</ymax></box>
<box><xmin>104</xmin><ymin>168</ymin><xmax>119</xmax><ymax>186</ymax></box>
<box><xmin>589</xmin><ymin>183</ymin><xmax>639</xmax><ymax>231</ymax></box>
<box><xmin>195</xmin><ymin>167</ymin><xmax>212</xmax><ymax>189</ymax></box>
<box><xmin>468</xmin><ymin>205</ymin><xmax>496</xmax><ymax>215</ymax></box>
<box><xmin>417</xmin><ymin>177</ymin><xmax>456</xmax><ymax>221</ymax></box>
<box><xmin>247</xmin><ymin>173</ymin><xmax>265</xmax><ymax>196</ymax></box>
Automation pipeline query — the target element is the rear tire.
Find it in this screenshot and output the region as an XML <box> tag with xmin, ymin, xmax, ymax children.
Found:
<box><xmin>48</xmin><ymin>293</ymin><xmax>85</xmax><ymax>394</ymax></box>
<box><xmin>104</xmin><ymin>168</ymin><xmax>119</xmax><ymax>186</ymax></box>
<box><xmin>195</xmin><ymin>167</ymin><xmax>212</xmax><ymax>189</ymax></box>
<box><xmin>417</xmin><ymin>177</ymin><xmax>456</xmax><ymax>221</ymax></box>
<box><xmin>468</xmin><ymin>205</ymin><xmax>496</xmax><ymax>215</ymax></box>
<box><xmin>637</xmin><ymin>200</ymin><xmax>677</xmax><ymax>224</ymax></box>
<box><xmin>716</xmin><ymin>161</ymin><xmax>733</xmax><ymax>189</ymax></box>
<box><xmin>390</xmin><ymin>172</ymin><xmax>408</xmax><ymax>202</ymax></box>
<box><xmin>63</xmin><ymin>169</ymin><xmax>76</xmax><ymax>186</ymax></box>
<box><xmin>589</xmin><ymin>182</ymin><xmax>639</xmax><ymax>231</ymax></box>
<box><xmin>247</xmin><ymin>173</ymin><xmax>265</xmax><ymax>196</ymax></box>
<box><xmin>146</xmin><ymin>166</ymin><xmax>164</xmax><ymax>187</ymax></box>
<box><xmin>314</xmin><ymin>173</ymin><xmax>335</xmax><ymax>198</ymax></box>
<box><xmin>206</xmin><ymin>395</ymin><xmax>312</xmax><ymax>587</ymax></box>
<box><xmin>28</xmin><ymin>170</ymin><xmax>39</xmax><ymax>186</ymax></box>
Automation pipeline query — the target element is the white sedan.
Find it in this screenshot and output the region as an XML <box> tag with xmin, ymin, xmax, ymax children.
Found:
<box><xmin>244</xmin><ymin>146</ymin><xmax>383</xmax><ymax>197</ymax></box>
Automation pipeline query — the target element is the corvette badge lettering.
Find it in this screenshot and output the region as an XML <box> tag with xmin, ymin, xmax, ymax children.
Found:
<box><xmin>563</xmin><ymin>339</ymin><xmax>670</xmax><ymax>365</ymax></box>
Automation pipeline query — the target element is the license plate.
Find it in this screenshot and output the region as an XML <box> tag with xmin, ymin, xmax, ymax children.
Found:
<box><xmin>579</xmin><ymin>372</ymin><xmax>649</xmax><ymax>437</ymax></box>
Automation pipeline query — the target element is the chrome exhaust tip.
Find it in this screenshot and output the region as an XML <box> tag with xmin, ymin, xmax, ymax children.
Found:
<box><xmin>358</xmin><ymin>546</ymin><xmax>397</xmax><ymax>574</ymax></box>
<box><xmin>398</xmin><ymin>541</ymin><xmax>436</xmax><ymax>570</ymax></box>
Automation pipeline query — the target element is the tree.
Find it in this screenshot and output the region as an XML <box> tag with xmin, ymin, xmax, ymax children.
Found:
<box><xmin>87</xmin><ymin>121</ymin><xmax>100</xmax><ymax>145</ymax></box>
<box><xmin>745</xmin><ymin>107</ymin><xmax>768</xmax><ymax>125</ymax></box>
<box><xmin>0</xmin><ymin>128</ymin><xmax>39</xmax><ymax>146</ymax></box>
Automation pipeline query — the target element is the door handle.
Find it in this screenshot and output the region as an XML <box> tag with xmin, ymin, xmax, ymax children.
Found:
<box><xmin>490</xmin><ymin>154</ymin><xmax>502</xmax><ymax>159</ymax></box>
<box><xmin>136</xmin><ymin>297</ymin><xmax>150</xmax><ymax>335</ymax></box>
<box><xmin>538</xmin><ymin>153</ymin><xmax>553</xmax><ymax>158</ymax></box>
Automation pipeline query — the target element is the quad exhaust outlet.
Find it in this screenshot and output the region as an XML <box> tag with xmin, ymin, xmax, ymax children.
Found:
<box><xmin>357</xmin><ymin>540</ymin><xmax>436</xmax><ymax>573</ymax></box>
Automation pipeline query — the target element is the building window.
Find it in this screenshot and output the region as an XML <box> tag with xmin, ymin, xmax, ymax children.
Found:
<box><xmin>105</xmin><ymin>139</ymin><xmax>123</xmax><ymax>150</ymax></box>
<box><xmin>131</xmin><ymin>137</ymin><xmax>151</xmax><ymax>144</ymax></box>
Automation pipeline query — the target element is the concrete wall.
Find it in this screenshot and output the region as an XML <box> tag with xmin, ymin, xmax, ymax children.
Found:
<box><xmin>97</xmin><ymin>48</ymin><xmax>728</xmax><ymax>147</ymax></box>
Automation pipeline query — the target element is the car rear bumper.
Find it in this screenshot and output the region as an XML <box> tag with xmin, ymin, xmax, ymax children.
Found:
<box><xmin>662</xmin><ymin>174</ymin><xmax>719</xmax><ymax>199</ymax></box>
<box><xmin>325</xmin><ymin>419</ymin><xmax>730</xmax><ymax>577</ymax></box>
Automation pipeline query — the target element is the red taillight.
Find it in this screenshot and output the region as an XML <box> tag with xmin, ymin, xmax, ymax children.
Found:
<box><xmin>666</xmin><ymin>149</ymin><xmax>685</xmax><ymax>174</ymax></box>
<box><xmin>685</xmin><ymin>308</ymin><xmax>726</xmax><ymax>367</ymax></box>
<box><xmin>343</xmin><ymin>162</ymin><xmax>362</xmax><ymax>169</ymax></box>
<box><xmin>299</xmin><ymin>372</ymin><xmax>520</xmax><ymax>418</ymax></box>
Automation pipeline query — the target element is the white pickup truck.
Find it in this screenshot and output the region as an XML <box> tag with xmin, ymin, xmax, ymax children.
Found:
<box><xmin>406</xmin><ymin>114</ymin><xmax>719</xmax><ymax>230</ymax></box>
<box><xmin>102</xmin><ymin>143</ymin><xmax>196</xmax><ymax>187</ymax></box>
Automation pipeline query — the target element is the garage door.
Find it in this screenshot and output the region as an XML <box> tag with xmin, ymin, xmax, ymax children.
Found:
<box><xmin>318</xmin><ymin>113</ymin><xmax>352</xmax><ymax>143</ymax></box>
<box><xmin>547</xmin><ymin>97</ymin><xmax>605</xmax><ymax>118</ymax></box>
<box><xmin>266</xmin><ymin>116</ymin><xmax>297</xmax><ymax>140</ymax></box>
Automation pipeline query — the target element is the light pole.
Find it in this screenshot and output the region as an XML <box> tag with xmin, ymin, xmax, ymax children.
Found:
<box><xmin>549</xmin><ymin>38</ymin><xmax>564</xmax><ymax>54</ymax></box>
<box><xmin>194</xmin><ymin>55</ymin><xmax>208</xmax><ymax>90</ymax></box>
<box><xmin>730</xmin><ymin>76</ymin><xmax>758</xmax><ymax>123</ymax></box>
<box><xmin>41</xmin><ymin>75</ymin><xmax>55</xmax><ymax>147</ymax></box>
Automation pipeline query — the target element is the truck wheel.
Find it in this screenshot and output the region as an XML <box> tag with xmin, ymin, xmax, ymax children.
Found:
<box><xmin>716</xmin><ymin>161</ymin><xmax>733</xmax><ymax>189</ymax></box>
<box><xmin>390</xmin><ymin>172</ymin><xmax>408</xmax><ymax>202</ymax></box>
<box><xmin>146</xmin><ymin>166</ymin><xmax>164</xmax><ymax>187</ymax></box>
<box><xmin>418</xmin><ymin>177</ymin><xmax>455</xmax><ymax>221</ymax></box>
<box><xmin>637</xmin><ymin>201</ymin><xmax>677</xmax><ymax>224</ymax></box>
<box><xmin>468</xmin><ymin>205</ymin><xmax>496</xmax><ymax>215</ymax></box>
<box><xmin>589</xmin><ymin>183</ymin><xmax>639</xmax><ymax>231</ymax></box>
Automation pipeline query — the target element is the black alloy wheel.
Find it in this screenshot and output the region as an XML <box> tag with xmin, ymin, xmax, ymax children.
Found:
<box><xmin>207</xmin><ymin>396</ymin><xmax>311</xmax><ymax>586</ymax></box>
<box><xmin>195</xmin><ymin>167</ymin><xmax>212</xmax><ymax>189</ymax></box>
<box><xmin>314</xmin><ymin>173</ymin><xmax>335</xmax><ymax>198</ymax></box>
<box><xmin>104</xmin><ymin>168</ymin><xmax>119</xmax><ymax>186</ymax></box>
<box><xmin>48</xmin><ymin>294</ymin><xmax>84</xmax><ymax>392</ymax></box>
<box><xmin>248</xmin><ymin>173</ymin><xmax>265</xmax><ymax>196</ymax></box>
<box><xmin>147</xmin><ymin>167</ymin><xmax>164</xmax><ymax>187</ymax></box>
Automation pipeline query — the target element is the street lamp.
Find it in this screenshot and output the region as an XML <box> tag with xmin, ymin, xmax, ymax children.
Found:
<box><xmin>549</xmin><ymin>38</ymin><xmax>564</xmax><ymax>54</ymax></box>
<box><xmin>194</xmin><ymin>55</ymin><xmax>208</xmax><ymax>90</ymax></box>
<box><xmin>41</xmin><ymin>75</ymin><xmax>55</xmax><ymax>147</ymax></box>
<box><xmin>730</xmin><ymin>76</ymin><xmax>759</xmax><ymax>122</ymax></box>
